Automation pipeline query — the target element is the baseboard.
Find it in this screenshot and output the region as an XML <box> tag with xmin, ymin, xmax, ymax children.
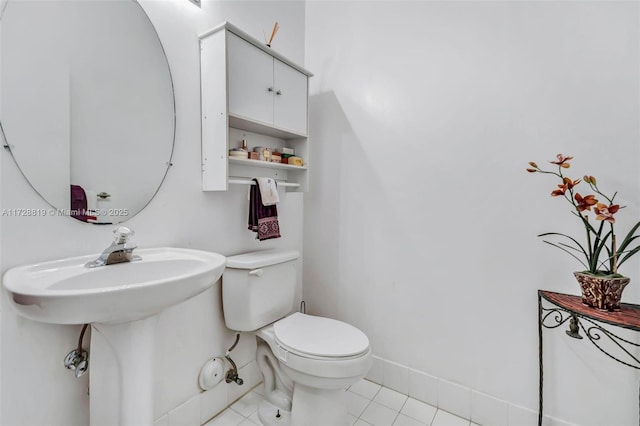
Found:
<box><xmin>365</xmin><ymin>355</ymin><xmax>573</xmax><ymax>426</ymax></box>
<box><xmin>153</xmin><ymin>355</ymin><xmax>575</xmax><ymax>426</ymax></box>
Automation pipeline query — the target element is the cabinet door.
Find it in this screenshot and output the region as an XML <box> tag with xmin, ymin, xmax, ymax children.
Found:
<box><xmin>227</xmin><ymin>33</ymin><xmax>274</xmax><ymax>126</ymax></box>
<box><xmin>273</xmin><ymin>59</ymin><xmax>308</xmax><ymax>135</ymax></box>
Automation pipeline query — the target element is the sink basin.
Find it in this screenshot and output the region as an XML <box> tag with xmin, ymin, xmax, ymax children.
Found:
<box><xmin>3</xmin><ymin>247</ymin><xmax>226</xmax><ymax>324</ymax></box>
<box><xmin>3</xmin><ymin>246</ymin><xmax>226</xmax><ymax>425</ymax></box>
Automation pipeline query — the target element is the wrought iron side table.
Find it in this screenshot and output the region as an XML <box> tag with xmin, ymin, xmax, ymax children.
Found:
<box><xmin>538</xmin><ymin>290</ymin><xmax>640</xmax><ymax>426</ymax></box>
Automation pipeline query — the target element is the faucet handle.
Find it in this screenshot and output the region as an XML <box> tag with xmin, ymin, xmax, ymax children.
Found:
<box><xmin>113</xmin><ymin>227</ymin><xmax>134</xmax><ymax>244</ymax></box>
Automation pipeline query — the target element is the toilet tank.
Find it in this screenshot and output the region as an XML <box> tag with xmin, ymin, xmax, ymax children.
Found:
<box><xmin>222</xmin><ymin>249</ymin><xmax>299</xmax><ymax>331</ymax></box>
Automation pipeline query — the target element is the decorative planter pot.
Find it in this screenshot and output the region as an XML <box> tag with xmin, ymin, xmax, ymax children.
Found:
<box><xmin>573</xmin><ymin>272</ymin><xmax>630</xmax><ymax>311</ymax></box>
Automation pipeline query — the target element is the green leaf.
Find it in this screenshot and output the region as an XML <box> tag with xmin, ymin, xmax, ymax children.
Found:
<box><xmin>618</xmin><ymin>245</ymin><xmax>640</xmax><ymax>268</ymax></box>
<box><xmin>591</xmin><ymin>230</ymin><xmax>612</xmax><ymax>273</ymax></box>
<box><xmin>557</xmin><ymin>242</ymin><xmax>584</xmax><ymax>253</ymax></box>
<box><xmin>538</xmin><ymin>232</ymin><xmax>589</xmax><ymax>261</ymax></box>
<box><xmin>603</xmin><ymin>245</ymin><xmax>614</xmax><ymax>273</ymax></box>
<box><xmin>617</xmin><ymin>220</ymin><xmax>640</xmax><ymax>253</ymax></box>
<box><xmin>541</xmin><ymin>240</ymin><xmax>589</xmax><ymax>270</ymax></box>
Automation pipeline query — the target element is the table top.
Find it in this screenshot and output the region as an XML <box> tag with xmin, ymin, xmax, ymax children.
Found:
<box><xmin>539</xmin><ymin>290</ymin><xmax>640</xmax><ymax>332</ymax></box>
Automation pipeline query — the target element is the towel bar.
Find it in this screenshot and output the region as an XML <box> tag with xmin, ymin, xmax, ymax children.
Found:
<box><xmin>228</xmin><ymin>178</ymin><xmax>300</xmax><ymax>188</ymax></box>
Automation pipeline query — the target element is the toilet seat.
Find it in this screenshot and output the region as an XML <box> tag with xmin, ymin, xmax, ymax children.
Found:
<box><xmin>255</xmin><ymin>313</ymin><xmax>372</xmax><ymax>381</ymax></box>
<box><xmin>274</xmin><ymin>313</ymin><xmax>369</xmax><ymax>359</ymax></box>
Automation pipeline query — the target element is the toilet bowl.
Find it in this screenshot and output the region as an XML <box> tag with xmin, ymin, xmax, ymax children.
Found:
<box><xmin>222</xmin><ymin>249</ymin><xmax>372</xmax><ymax>426</ymax></box>
<box><xmin>255</xmin><ymin>313</ymin><xmax>372</xmax><ymax>425</ymax></box>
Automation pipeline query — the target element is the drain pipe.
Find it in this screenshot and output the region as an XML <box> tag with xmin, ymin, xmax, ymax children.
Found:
<box><xmin>225</xmin><ymin>333</ymin><xmax>244</xmax><ymax>385</ymax></box>
<box><xmin>64</xmin><ymin>324</ymin><xmax>89</xmax><ymax>378</ymax></box>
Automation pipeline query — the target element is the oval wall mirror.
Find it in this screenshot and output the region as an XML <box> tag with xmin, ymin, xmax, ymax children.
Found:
<box><xmin>0</xmin><ymin>0</ymin><xmax>175</xmax><ymax>224</ymax></box>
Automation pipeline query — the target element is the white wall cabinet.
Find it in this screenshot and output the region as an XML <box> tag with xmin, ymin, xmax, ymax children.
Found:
<box><xmin>272</xmin><ymin>59</ymin><xmax>308</xmax><ymax>135</ymax></box>
<box><xmin>227</xmin><ymin>33</ymin><xmax>274</xmax><ymax>129</ymax></box>
<box><xmin>199</xmin><ymin>22</ymin><xmax>312</xmax><ymax>191</ymax></box>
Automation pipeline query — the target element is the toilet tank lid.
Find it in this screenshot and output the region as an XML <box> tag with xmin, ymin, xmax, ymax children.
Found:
<box><xmin>226</xmin><ymin>249</ymin><xmax>300</xmax><ymax>269</ymax></box>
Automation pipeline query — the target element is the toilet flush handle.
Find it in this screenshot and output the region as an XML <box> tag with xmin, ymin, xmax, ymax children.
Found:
<box><xmin>249</xmin><ymin>268</ymin><xmax>263</xmax><ymax>277</ymax></box>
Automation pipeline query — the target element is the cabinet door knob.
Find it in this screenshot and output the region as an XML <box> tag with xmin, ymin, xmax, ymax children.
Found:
<box><xmin>249</xmin><ymin>268</ymin><xmax>264</xmax><ymax>277</ymax></box>
<box><xmin>276</xmin><ymin>90</ymin><xmax>282</xmax><ymax>96</ymax></box>
<box><xmin>267</xmin><ymin>87</ymin><xmax>274</xmax><ymax>92</ymax></box>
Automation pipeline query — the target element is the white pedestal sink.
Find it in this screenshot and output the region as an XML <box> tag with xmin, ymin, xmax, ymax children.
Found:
<box><xmin>3</xmin><ymin>247</ymin><xmax>226</xmax><ymax>426</ymax></box>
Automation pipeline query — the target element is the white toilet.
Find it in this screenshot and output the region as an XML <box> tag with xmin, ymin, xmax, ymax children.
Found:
<box><xmin>223</xmin><ymin>249</ymin><xmax>372</xmax><ymax>426</ymax></box>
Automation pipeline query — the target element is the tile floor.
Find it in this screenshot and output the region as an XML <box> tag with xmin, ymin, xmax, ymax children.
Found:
<box><xmin>205</xmin><ymin>379</ymin><xmax>480</xmax><ymax>426</ymax></box>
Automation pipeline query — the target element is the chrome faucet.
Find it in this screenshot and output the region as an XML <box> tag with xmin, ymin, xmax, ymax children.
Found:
<box><xmin>85</xmin><ymin>227</ymin><xmax>141</xmax><ymax>268</ymax></box>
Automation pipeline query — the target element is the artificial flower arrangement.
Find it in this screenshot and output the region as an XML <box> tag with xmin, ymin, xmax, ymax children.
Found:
<box><xmin>527</xmin><ymin>154</ymin><xmax>640</xmax><ymax>309</ymax></box>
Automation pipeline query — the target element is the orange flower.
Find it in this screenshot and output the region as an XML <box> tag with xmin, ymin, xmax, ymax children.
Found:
<box><xmin>575</xmin><ymin>193</ymin><xmax>597</xmax><ymax>211</ymax></box>
<box><xmin>563</xmin><ymin>177</ymin><xmax>581</xmax><ymax>189</ymax></box>
<box><xmin>594</xmin><ymin>203</ymin><xmax>620</xmax><ymax>223</ymax></box>
<box><xmin>551</xmin><ymin>183</ymin><xmax>568</xmax><ymax>197</ymax></box>
<box><xmin>550</xmin><ymin>154</ymin><xmax>573</xmax><ymax>168</ymax></box>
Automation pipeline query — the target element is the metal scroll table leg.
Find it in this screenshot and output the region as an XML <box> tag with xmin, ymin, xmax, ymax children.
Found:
<box><xmin>538</xmin><ymin>293</ymin><xmax>543</xmax><ymax>426</ymax></box>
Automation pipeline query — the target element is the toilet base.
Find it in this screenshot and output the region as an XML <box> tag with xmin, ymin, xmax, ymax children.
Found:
<box><xmin>290</xmin><ymin>383</ymin><xmax>349</xmax><ymax>426</ymax></box>
<box><xmin>258</xmin><ymin>399</ymin><xmax>291</xmax><ymax>426</ymax></box>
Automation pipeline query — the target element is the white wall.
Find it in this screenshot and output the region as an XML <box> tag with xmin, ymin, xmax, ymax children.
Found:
<box><xmin>0</xmin><ymin>0</ymin><xmax>305</xmax><ymax>425</ymax></box>
<box><xmin>304</xmin><ymin>1</ymin><xmax>640</xmax><ymax>425</ymax></box>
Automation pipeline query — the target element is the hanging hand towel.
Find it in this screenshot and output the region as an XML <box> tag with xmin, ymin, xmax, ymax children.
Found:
<box><xmin>248</xmin><ymin>179</ymin><xmax>281</xmax><ymax>240</ymax></box>
<box><xmin>70</xmin><ymin>185</ymin><xmax>88</xmax><ymax>222</ymax></box>
<box><xmin>256</xmin><ymin>177</ymin><xmax>279</xmax><ymax>206</ymax></box>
